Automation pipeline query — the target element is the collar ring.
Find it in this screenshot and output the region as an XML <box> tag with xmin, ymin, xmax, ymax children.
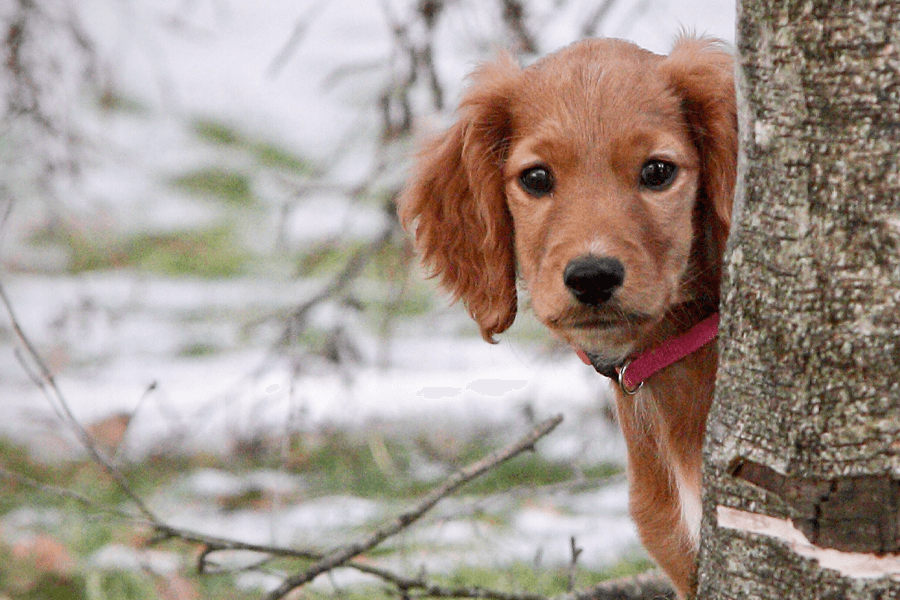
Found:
<box><xmin>618</xmin><ymin>361</ymin><xmax>643</xmax><ymax>396</ymax></box>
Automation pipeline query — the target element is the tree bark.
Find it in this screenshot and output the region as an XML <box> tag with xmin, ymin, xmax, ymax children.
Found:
<box><xmin>697</xmin><ymin>0</ymin><xmax>900</xmax><ymax>597</ymax></box>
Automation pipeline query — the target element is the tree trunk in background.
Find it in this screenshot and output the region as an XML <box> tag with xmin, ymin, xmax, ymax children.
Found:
<box><xmin>697</xmin><ymin>1</ymin><xmax>900</xmax><ymax>598</ymax></box>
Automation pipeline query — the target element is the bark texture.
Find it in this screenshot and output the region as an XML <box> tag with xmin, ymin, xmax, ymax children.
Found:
<box><xmin>697</xmin><ymin>0</ymin><xmax>900</xmax><ymax>597</ymax></box>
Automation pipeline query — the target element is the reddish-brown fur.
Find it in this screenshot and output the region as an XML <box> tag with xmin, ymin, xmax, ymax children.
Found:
<box><xmin>399</xmin><ymin>37</ymin><xmax>736</xmax><ymax>598</ymax></box>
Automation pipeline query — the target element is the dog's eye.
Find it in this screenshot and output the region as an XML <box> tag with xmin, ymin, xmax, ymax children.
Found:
<box><xmin>640</xmin><ymin>160</ymin><xmax>678</xmax><ymax>190</ymax></box>
<box><xmin>519</xmin><ymin>166</ymin><xmax>554</xmax><ymax>197</ymax></box>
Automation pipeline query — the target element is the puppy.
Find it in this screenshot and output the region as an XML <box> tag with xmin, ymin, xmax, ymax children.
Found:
<box><xmin>399</xmin><ymin>37</ymin><xmax>736</xmax><ymax>597</ymax></box>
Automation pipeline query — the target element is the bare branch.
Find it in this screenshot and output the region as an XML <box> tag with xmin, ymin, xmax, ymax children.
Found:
<box><xmin>413</xmin><ymin>0</ymin><xmax>446</xmax><ymax>111</ymax></box>
<box><xmin>580</xmin><ymin>0</ymin><xmax>619</xmax><ymax>38</ymax></box>
<box><xmin>266</xmin><ymin>1</ymin><xmax>327</xmax><ymax>78</ymax></box>
<box><xmin>500</xmin><ymin>0</ymin><xmax>538</xmax><ymax>55</ymax></box>
<box><xmin>265</xmin><ymin>414</ymin><xmax>564</xmax><ymax>600</ymax></box>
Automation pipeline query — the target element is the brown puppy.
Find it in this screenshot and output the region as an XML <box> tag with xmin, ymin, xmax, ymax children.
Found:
<box><xmin>399</xmin><ymin>37</ymin><xmax>736</xmax><ymax>597</ymax></box>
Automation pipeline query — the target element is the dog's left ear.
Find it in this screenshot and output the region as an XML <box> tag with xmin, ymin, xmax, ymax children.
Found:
<box><xmin>661</xmin><ymin>37</ymin><xmax>737</xmax><ymax>255</ymax></box>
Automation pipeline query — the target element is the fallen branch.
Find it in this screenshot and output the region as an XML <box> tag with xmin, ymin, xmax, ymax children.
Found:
<box><xmin>0</xmin><ymin>464</ymin><xmax>134</xmax><ymax>522</ymax></box>
<box><xmin>265</xmin><ymin>413</ymin><xmax>564</xmax><ymax>600</ymax></box>
<box><xmin>556</xmin><ymin>570</ymin><xmax>675</xmax><ymax>600</ymax></box>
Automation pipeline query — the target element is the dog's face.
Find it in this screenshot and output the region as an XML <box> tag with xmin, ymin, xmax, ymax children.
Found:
<box><xmin>502</xmin><ymin>42</ymin><xmax>704</xmax><ymax>357</ymax></box>
<box><xmin>401</xmin><ymin>38</ymin><xmax>736</xmax><ymax>359</ymax></box>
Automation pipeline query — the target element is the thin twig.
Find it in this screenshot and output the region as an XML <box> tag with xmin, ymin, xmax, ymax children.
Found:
<box><xmin>567</xmin><ymin>536</ymin><xmax>583</xmax><ymax>592</ymax></box>
<box><xmin>0</xmin><ymin>189</ymin><xmax>14</xmax><ymax>252</ymax></box>
<box><xmin>0</xmin><ymin>464</ymin><xmax>135</xmax><ymax>521</ymax></box>
<box><xmin>277</xmin><ymin>222</ymin><xmax>394</xmax><ymax>348</ymax></box>
<box><xmin>500</xmin><ymin>0</ymin><xmax>538</xmax><ymax>54</ymax></box>
<box><xmin>265</xmin><ymin>414</ymin><xmax>564</xmax><ymax>600</ymax></box>
<box><xmin>580</xmin><ymin>0</ymin><xmax>619</xmax><ymax>38</ymax></box>
<box><xmin>266</xmin><ymin>0</ymin><xmax>327</xmax><ymax>78</ymax></box>
<box><xmin>0</xmin><ymin>278</ymin><xmax>159</xmax><ymax>523</ymax></box>
<box><xmin>149</xmin><ymin>524</ymin><xmax>322</xmax><ymax>564</ymax></box>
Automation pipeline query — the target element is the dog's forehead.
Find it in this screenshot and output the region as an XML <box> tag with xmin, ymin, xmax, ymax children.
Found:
<box><xmin>515</xmin><ymin>39</ymin><xmax>679</xmax><ymax>131</ymax></box>
<box><xmin>529</xmin><ymin>38</ymin><xmax>661</xmax><ymax>72</ymax></box>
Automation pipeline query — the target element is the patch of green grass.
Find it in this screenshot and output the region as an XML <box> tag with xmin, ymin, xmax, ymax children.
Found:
<box><xmin>26</xmin><ymin>221</ymin><xmax>251</xmax><ymax>278</ymax></box>
<box><xmin>194</xmin><ymin>118</ymin><xmax>243</xmax><ymax>146</ymax></box>
<box><xmin>0</xmin><ymin>439</ymin><xmax>60</xmax><ymax>508</ymax></box>
<box><xmin>444</xmin><ymin>562</ymin><xmax>569</xmax><ymax>596</ymax></box>
<box><xmin>597</xmin><ymin>554</ymin><xmax>657</xmax><ymax>580</ymax></box>
<box><xmin>193</xmin><ymin>118</ymin><xmax>315</xmax><ymax>175</ymax></box>
<box><xmin>0</xmin><ymin>428</ymin><xmax>643</xmax><ymax>600</ymax></box>
<box><xmin>465</xmin><ymin>452</ymin><xmax>576</xmax><ymax>494</ymax></box>
<box><xmin>253</xmin><ymin>140</ymin><xmax>314</xmax><ymax>173</ymax></box>
<box><xmin>372</xmin><ymin>288</ymin><xmax>434</xmax><ymax>318</ymax></box>
<box><xmin>582</xmin><ymin>462</ymin><xmax>624</xmax><ymax>481</ymax></box>
<box><xmin>178</xmin><ymin>341</ymin><xmax>221</xmax><ymax>358</ymax></box>
<box><xmin>90</xmin><ymin>571</ymin><xmax>157</xmax><ymax>600</ymax></box>
<box><xmin>13</xmin><ymin>573</ymin><xmax>86</xmax><ymax>600</ymax></box>
<box><xmin>194</xmin><ymin>574</ymin><xmax>260</xmax><ymax>600</ymax></box>
<box><xmin>421</xmin><ymin>434</ymin><xmax>583</xmax><ymax>495</ymax></box>
<box><xmin>295</xmin><ymin>238</ymin><xmax>402</xmax><ymax>277</ymax></box>
<box><xmin>438</xmin><ymin>557</ymin><xmax>657</xmax><ymax>597</ymax></box>
<box><xmin>284</xmin><ymin>429</ymin><xmax>427</xmax><ymax>498</ymax></box>
<box><xmin>125</xmin><ymin>225</ymin><xmax>250</xmax><ymax>277</ymax></box>
<box><xmin>96</xmin><ymin>89</ymin><xmax>147</xmax><ymax>115</ymax></box>
<box><xmin>276</xmin><ymin>428</ymin><xmax>618</xmax><ymax>500</ymax></box>
<box><xmin>297</xmin><ymin>240</ymin><xmax>350</xmax><ymax>276</ymax></box>
<box><xmin>173</xmin><ymin>167</ymin><xmax>255</xmax><ymax>206</ymax></box>
<box><xmin>0</xmin><ymin>437</ymin><xmax>209</xmax><ymax>520</ymax></box>
<box><xmin>43</xmin><ymin>225</ymin><xmax>122</xmax><ymax>274</ymax></box>
<box><xmin>297</xmin><ymin>238</ymin><xmax>412</xmax><ymax>281</ymax></box>
<box><xmin>272</xmin><ymin>427</ymin><xmax>617</xmax><ymax>500</ymax></box>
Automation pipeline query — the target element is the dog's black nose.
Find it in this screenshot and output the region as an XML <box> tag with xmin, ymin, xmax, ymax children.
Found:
<box><xmin>563</xmin><ymin>255</ymin><xmax>625</xmax><ymax>306</ymax></box>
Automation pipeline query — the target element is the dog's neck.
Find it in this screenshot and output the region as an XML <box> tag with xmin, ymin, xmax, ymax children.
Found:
<box><xmin>647</xmin><ymin>297</ymin><xmax>718</xmax><ymax>345</ymax></box>
<box><xmin>622</xmin><ymin>313</ymin><xmax>719</xmax><ymax>391</ymax></box>
<box><xmin>578</xmin><ymin>302</ymin><xmax>719</xmax><ymax>390</ymax></box>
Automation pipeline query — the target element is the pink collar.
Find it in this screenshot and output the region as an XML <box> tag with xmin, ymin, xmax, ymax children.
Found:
<box><xmin>576</xmin><ymin>313</ymin><xmax>720</xmax><ymax>395</ymax></box>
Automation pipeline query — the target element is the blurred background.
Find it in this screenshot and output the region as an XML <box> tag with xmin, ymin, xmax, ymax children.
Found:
<box><xmin>0</xmin><ymin>0</ymin><xmax>734</xmax><ymax>598</ymax></box>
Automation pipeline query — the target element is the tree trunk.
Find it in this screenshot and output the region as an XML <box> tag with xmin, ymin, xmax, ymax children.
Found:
<box><xmin>697</xmin><ymin>0</ymin><xmax>900</xmax><ymax>597</ymax></box>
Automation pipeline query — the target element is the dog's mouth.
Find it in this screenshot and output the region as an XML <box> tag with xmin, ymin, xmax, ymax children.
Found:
<box><xmin>568</xmin><ymin>316</ymin><xmax>624</xmax><ymax>329</ymax></box>
<box><xmin>548</xmin><ymin>306</ymin><xmax>654</xmax><ymax>331</ymax></box>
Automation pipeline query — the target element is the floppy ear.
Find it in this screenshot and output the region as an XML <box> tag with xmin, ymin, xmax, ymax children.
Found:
<box><xmin>399</xmin><ymin>55</ymin><xmax>522</xmax><ymax>343</ymax></box>
<box><xmin>661</xmin><ymin>37</ymin><xmax>738</xmax><ymax>258</ymax></box>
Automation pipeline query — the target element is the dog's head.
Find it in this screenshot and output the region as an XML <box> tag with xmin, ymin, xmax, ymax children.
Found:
<box><xmin>400</xmin><ymin>37</ymin><xmax>736</xmax><ymax>359</ymax></box>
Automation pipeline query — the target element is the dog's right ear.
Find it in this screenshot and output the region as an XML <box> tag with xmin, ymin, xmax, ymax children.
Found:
<box><xmin>660</xmin><ymin>37</ymin><xmax>737</xmax><ymax>260</ymax></box>
<box><xmin>399</xmin><ymin>54</ymin><xmax>522</xmax><ymax>343</ymax></box>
